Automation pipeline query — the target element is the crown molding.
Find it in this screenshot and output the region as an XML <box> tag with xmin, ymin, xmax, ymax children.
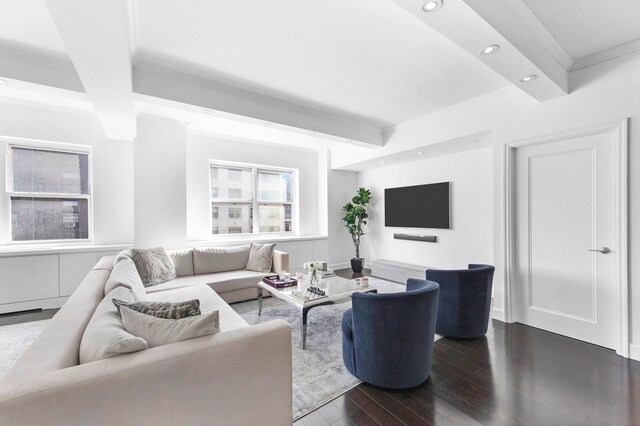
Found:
<box><xmin>571</xmin><ymin>38</ymin><xmax>640</xmax><ymax>72</ymax></box>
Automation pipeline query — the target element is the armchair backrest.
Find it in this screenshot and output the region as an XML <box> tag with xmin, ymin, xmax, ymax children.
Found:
<box><xmin>349</xmin><ymin>279</ymin><xmax>439</xmax><ymax>387</ymax></box>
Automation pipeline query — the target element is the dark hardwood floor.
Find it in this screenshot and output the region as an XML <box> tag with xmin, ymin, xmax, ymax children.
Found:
<box><xmin>298</xmin><ymin>317</ymin><xmax>640</xmax><ymax>426</ymax></box>
<box><xmin>0</xmin><ymin>308</ymin><xmax>58</xmax><ymax>326</ymax></box>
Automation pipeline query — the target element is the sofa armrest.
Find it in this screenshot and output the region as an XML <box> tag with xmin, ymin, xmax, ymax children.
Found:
<box><xmin>0</xmin><ymin>320</ymin><xmax>292</xmax><ymax>426</ymax></box>
<box><xmin>272</xmin><ymin>250</ymin><xmax>289</xmax><ymax>274</ymax></box>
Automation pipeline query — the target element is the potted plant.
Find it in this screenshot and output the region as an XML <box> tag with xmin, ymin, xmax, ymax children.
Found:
<box><xmin>342</xmin><ymin>187</ymin><xmax>372</xmax><ymax>273</ymax></box>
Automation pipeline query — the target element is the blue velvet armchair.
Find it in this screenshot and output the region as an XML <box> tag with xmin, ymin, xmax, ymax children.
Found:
<box><xmin>341</xmin><ymin>279</ymin><xmax>439</xmax><ymax>389</ymax></box>
<box><xmin>426</xmin><ymin>264</ymin><xmax>495</xmax><ymax>338</ymax></box>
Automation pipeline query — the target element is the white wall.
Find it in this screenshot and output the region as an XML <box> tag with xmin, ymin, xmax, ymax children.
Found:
<box><xmin>0</xmin><ymin>101</ymin><xmax>134</xmax><ymax>245</ymax></box>
<box><xmin>134</xmin><ymin>116</ymin><xmax>187</xmax><ymax>248</ymax></box>
<box><xmin>326</xmin><ymin>166</ymin><xmax>359</xmax><ymax>268</ymax></box>
<box><xmin>186</xmin><ymin>132</ymin><xmax>321</xmax><ymax>241</ymax></box>
<box><xmin>358</xmin><ymin>147</ymin><xmax>493</xmax><ymax>269</ymax></box>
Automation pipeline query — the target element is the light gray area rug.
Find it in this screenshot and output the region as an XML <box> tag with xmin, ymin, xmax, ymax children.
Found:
<box><xmin>0</xmin><ymin>320</ymin><xmax>48</xmax><ymax>379</ymax></box>
<box><xmin>233</xmin><ymin>277</ymin><xmax>441</xmax><ymax>420</ymax></box>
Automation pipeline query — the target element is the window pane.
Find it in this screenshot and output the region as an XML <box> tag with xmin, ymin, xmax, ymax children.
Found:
<box><xmin>210</xmin><ymin>166</ymin><xmax>253</xmax><ymax>200</ymax></box>
<box><xmin>258</xmin><ymin>204</ymin><xmax>293</xmax><ymax>233</ymax></box>
<box><xmin>211</xmin><ymin>202</ymin><xmax>253</xmax><ymax>235</ymax></box>
<box><xmin>12</xmin><ymin>148</ymin><xmax>89</xmax><ymax>194</ymax></box>
<box><xmin>11</xmin><ymin>197</ymin><xmax>89</xmax><ymax>241</ymax></box>
<box><xmin>257</xmin><ymin>170</ymin><xmax>292</xmax><ymax>202</ymax></box>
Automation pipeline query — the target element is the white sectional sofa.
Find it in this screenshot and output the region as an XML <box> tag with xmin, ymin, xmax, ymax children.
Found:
<box><xmin>0</xmin><ymin>246</ymin><xmax>293</xmax><ymax>425</ymax></box>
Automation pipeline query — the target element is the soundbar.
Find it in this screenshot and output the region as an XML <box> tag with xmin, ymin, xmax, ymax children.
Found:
<box><xmin>393</xmin><ymin>233</ymin><xmax>437</xmax><ymax>243</ymax></box>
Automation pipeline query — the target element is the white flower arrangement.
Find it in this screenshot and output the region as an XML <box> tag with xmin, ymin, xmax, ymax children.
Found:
<box><xmin>303</xmin><ymin>261</ymin><xmax>323</xmax><ymax>272</ymax></box>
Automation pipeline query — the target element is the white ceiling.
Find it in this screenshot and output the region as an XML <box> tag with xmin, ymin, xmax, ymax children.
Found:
<box><xmin>135</xmin><ymin>0</ymin><xmax>508</xmax><ymax>127</ymax></box>
<box><xmin>0</xmin><ymin>0</ymin><xmax>639</xmax><ymax>147</ymax></box>
<box><xmin>524</xmin><ymin>0</ymin><xmax>640</xmax><ymax>60</ymax></box>
<box><xmin>0</xmin><ymin>0</ymin><xmax>68</xmax><ymax>57</ymax></box>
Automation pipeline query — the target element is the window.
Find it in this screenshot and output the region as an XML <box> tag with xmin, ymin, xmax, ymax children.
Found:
<box><xmin>8</xmin><ymin>146</ymin><xmax>91</xmax><ymax>242</ymax></box>
<box><xmin>210</xmin><ymin>162</ymin><xmax>296</xmax><ymax>236</ymax></box>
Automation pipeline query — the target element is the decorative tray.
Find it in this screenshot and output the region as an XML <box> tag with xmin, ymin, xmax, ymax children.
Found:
<box><xmin>262</xmin><ymin>275</ymin><xmax>298</xmax><ymax>288</ymax></box>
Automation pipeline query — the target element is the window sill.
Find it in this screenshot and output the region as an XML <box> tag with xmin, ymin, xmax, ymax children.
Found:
<box><xmin>0</xmin><ymin>243</ymin><xmax>132</xmax><ymax>258</ymax></box>
<box><xmin>188</xmin><ymin>234</ymin><xmax>328</xmax><ymax>247</ymax></box>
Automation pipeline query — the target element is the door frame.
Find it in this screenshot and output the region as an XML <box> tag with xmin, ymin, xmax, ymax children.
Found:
<box><xmin>503</xmin><ymin>119</ymin><xmax>629</xmax><ymax>357</ymax></box>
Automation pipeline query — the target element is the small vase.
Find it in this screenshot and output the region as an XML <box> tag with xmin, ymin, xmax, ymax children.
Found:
<box><xmin>310</xmin><ymin>270</ymin><xmax>320</xmax><ymax>286</ymax></box>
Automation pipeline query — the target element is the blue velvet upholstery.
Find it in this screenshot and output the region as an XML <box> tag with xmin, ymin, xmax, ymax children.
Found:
<box><xmin>426</xmin><ymin>264</ymin><xmax>495</xmax><ymax>338</ymax></box>
<box><xmin>341</xmin><ymin>279</ymin><xmax>439</xmax><ymax>389</ymax></box>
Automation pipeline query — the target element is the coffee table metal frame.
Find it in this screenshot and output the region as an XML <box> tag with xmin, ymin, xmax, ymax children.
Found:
<box><xmin>257</xmin><ymin>276</ymin><xmax>376</xmax><ymax>349</ymax></box>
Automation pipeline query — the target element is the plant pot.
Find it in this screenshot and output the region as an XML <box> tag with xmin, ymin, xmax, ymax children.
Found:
<box><xmin>351</xmin><ymin>258</ymin><xmax>364</xmax><ymax>273</ymax></box>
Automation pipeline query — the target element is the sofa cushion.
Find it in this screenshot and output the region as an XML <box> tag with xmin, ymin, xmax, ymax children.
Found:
<box><xmin>79</xmin><ymin>286</ymin><xmax>149</xmax><ymax>364</ymax></box>
<box><xmin>193</xmin><ymin>245</ymin><xmax>251</xmax><ymax>274</ymax></box>
<box><xmin>131</xmin><ymin>247</ymin><xmax>177</xmax><ymax>287</ymax></box>
<box><xmin>144</xmin><ymin>270</ymin><xmax>268</xmax><ymax>295</ymax></box>
<box><xmin>104</xmin><ymin>258</ymin><xmax>146</xmax><ymax>300</ymax></box>
<box><xmin>170</xmin><ymin>249</ymin><xmax>194</xmax><ymax>277</ymax></box>
<box><xmin>246</xmin><ymin>242</ymin><xmax>276</xmax><ymax>272</ymax></box>
<box><xmin>146</xmin><ymin>284</ymin><xmax>249</xmax><ymax>332</ymax></box>
<box><xmin>112</xmin><ymin>299</ymin><xmax>201</xmax><ymax>319</ymax></box>
<box><xmin>120</xmin><ymin>306</ymin><xmax>219</xmax><ymax>348</ymax></box>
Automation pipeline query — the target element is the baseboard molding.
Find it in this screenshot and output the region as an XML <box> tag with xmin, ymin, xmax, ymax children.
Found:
<box><xmin>491</xmin><ymin>308</ymin><xmax>505</xmax><ymax>322</ymax></box>
<box><xmin>629</xmin><ymin>344</ymin><xmax>640</xmax><ymax>361</ymax></box>
<box><xmin>0</xmin><ymin>296</ymin><xmax>68</xmax><ymax>315</ymax></box>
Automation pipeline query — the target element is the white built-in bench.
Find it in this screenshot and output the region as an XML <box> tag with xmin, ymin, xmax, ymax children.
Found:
<box><xmin>371</xmin><ymin>259</ymin><xmax>433</xmax><ymax>284</ymax></box>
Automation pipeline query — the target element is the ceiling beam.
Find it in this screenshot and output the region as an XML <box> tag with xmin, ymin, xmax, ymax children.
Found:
<box><xmin>44</xmin><ymin>0</ymin><xmax>136</xmax><ymax>141</ymax></box>
<box><xmin>393</xmin><ymin>0</ymin><xmax>568</xmax><ymax>101</ymax></box>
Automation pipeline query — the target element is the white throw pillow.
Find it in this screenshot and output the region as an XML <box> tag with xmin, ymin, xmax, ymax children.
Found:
<box><xmin>245</xmin><ymin>243</ymin><xmax>276</xmax><ymax>272</ymax></box>
<box><xmin>169</xmin><ymin>249</ymin><xmax>195</xmax><ymax>277</ymax></box>
<box><xmin>193</xmin><ymin>245</ymin><xmax>251</xmax><ymax>274</ymax></box>
<box><xmin>79</xmin><ymin>287</ymin><xmax>148</xmax><ymax>364</ymax></box>
<box><xmin>104</xmin><ymin>258</ymin><xmax>146</xmax><ymax>300</ymax></box>
<box><xmin>120</xmin><ymin>306</ymin><xmax>220</xmax><ymax>348</ymax></box>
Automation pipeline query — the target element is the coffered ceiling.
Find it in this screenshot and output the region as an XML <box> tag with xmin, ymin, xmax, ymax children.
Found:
<box><xmin>0</xmin><ymin>0</ymin><xmax>637</xmax><ymax>147</ymax></box>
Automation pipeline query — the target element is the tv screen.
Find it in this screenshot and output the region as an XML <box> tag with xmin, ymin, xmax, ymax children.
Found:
<box><xmin>385</xmin><ymin>182</ymin><xmax>450</xmax><ymax>229</ymax></box>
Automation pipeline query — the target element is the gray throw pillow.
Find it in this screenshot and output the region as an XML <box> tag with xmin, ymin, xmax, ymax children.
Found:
<box><xmin>245</xmin><ymin>243</ymin><xmax>276</xmax><ymax>272</ymax></box>
<box><xmin>112</xmin><ymin>299</ymin><xmax>201</xmax><ymax>319</ymax></box>
<box><xmin>131</xmin><ymin>247</ymin><xmax>177</xmax><ymax>287</ymax></box>
<box><xmin>79</xmin><ymin>287</ymin><xmax>148</xmax><ymax>364</ymax></box>
<box><xmin>120</xmin><ymin>306</ymin><xmax>220</xmax><ymax>348</ymax></box>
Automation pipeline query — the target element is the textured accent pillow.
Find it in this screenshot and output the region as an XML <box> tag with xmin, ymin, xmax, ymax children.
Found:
<box><xmin>120</xmin><ymin>306</ymin><xmax>220</xmax><ymax>348</ymax></box>
<box><xmin>112</xmin><ymin>299</ymin><xmax>201</xmax><ymax>319</ymax></box>
<box><xmin>79</xmin><ymin>287</ymin><xmax>148</xmax><ymax>364</ymax></box>
<box><xmin>131</xmin><ymin>247</ymin><xmax>177</xmax><ymax>287</ymax></box>
<box><xmin>245</xmin><ymin>243</ymin><xmax>276</xmax><ymax>272</ymax></box>
<box><xmin>104</xmin><ymin>258</ymin><xmax>146</xmax><ymax>300</ymax></box>
<box><xmin>169</xmin><ymin>249</ymin><xmax>194</xmax><ymax>277</ymax></box>
<box><xmin>193</xmin><ymin>245</ymin><xmax>251</xmax><ymax>274</ymax></box>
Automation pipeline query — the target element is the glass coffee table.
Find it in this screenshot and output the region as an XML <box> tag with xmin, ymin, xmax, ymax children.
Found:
<box><xmin>257</xmin><ymin>276</ymin><xmax>376</xmax><ymax>349</ymax></box>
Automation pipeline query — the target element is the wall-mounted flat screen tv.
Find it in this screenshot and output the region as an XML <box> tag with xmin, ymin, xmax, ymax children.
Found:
<box><xmin>385</xmin><ymin>182</ymin><xmax>450</xmax><ymax>229</ymax></box>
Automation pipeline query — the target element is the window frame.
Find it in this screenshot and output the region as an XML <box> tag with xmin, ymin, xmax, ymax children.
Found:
<box><xmin>209</xmin><ymin>160</ymin><xmax>298</xmax><ymax>237</ymax></box>
<box><xmin>5</xmin><ymin>142</ymin><xmax>93</xmax><ymax>244</ymax></box>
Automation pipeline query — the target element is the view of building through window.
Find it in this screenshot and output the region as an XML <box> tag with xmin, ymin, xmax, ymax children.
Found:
<box><xmin>10</xmin><ymin>147</ymin><xmax>90</xmax><ymax>241</ymax></box>
<box><xmin>210</xmin><ymin>163</ymin><xmax>294</xmax><ymax>235</ymax></box>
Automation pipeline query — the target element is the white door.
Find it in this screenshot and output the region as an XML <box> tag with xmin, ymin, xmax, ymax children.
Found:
<box><xmin>514</xmin><ymin>131</ymin><xmax>618</xmax><ymax>349</ymax></box>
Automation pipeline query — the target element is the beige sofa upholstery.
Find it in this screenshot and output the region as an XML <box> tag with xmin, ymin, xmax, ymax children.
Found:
<box><xmin>0</xmin><ymin>255</ymin><xmax>293</xmax><ymax>425</ymax></box>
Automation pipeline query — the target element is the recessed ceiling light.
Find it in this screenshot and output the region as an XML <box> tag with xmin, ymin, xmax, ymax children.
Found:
<box><xmin>263</xmin><ymin>121</ymin><xmax>272</xmax><ymax>126</ymax></box>
<box><xmin>468</xmin><ymin>139</ymin><xmax>480</xmax><ymax>144</ymax></box>
<box><xmin>417</xmin><ymin>151</ymin><xmax>423</xmax><ymax>155</ymax></box>
<box><xmin>479</xmin><ymin>45</ymin><xmax>500</xmax><ymax>56</ymax></box>
<box><xmin>203</xmin><ymin>109</ymin><xmax>214</xmax><ymax>115</ymax></box>
<box><xmin>520</xmin><ymin>75</ymin><xmax>537</xmax><ymax>83</ymax></box>
<box><xmin>0</xmin><ymin>79</ymin><xmax>7</xmax><ymax>85</ymax></box>
<box><xmin>379</xmin><ymin>160</ymin><xmax>385</xmax><ymax>164</ymax></box>
<box><xmin>421</xmin><ymin>0</ymin><xmax>442</xmax><ymax>13</ymax></box>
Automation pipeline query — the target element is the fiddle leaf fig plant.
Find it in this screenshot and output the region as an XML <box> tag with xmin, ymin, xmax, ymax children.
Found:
<box><xmin>342</xmin><ymin>187</ymin><xmax>372</xmax><ymax>260</ymax></box>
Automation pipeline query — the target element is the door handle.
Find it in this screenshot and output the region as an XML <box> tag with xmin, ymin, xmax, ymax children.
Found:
<box><xmin>588</xmin><ymin>247</ymin><xmax>611</xmax><ymax>254</ymax></box>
